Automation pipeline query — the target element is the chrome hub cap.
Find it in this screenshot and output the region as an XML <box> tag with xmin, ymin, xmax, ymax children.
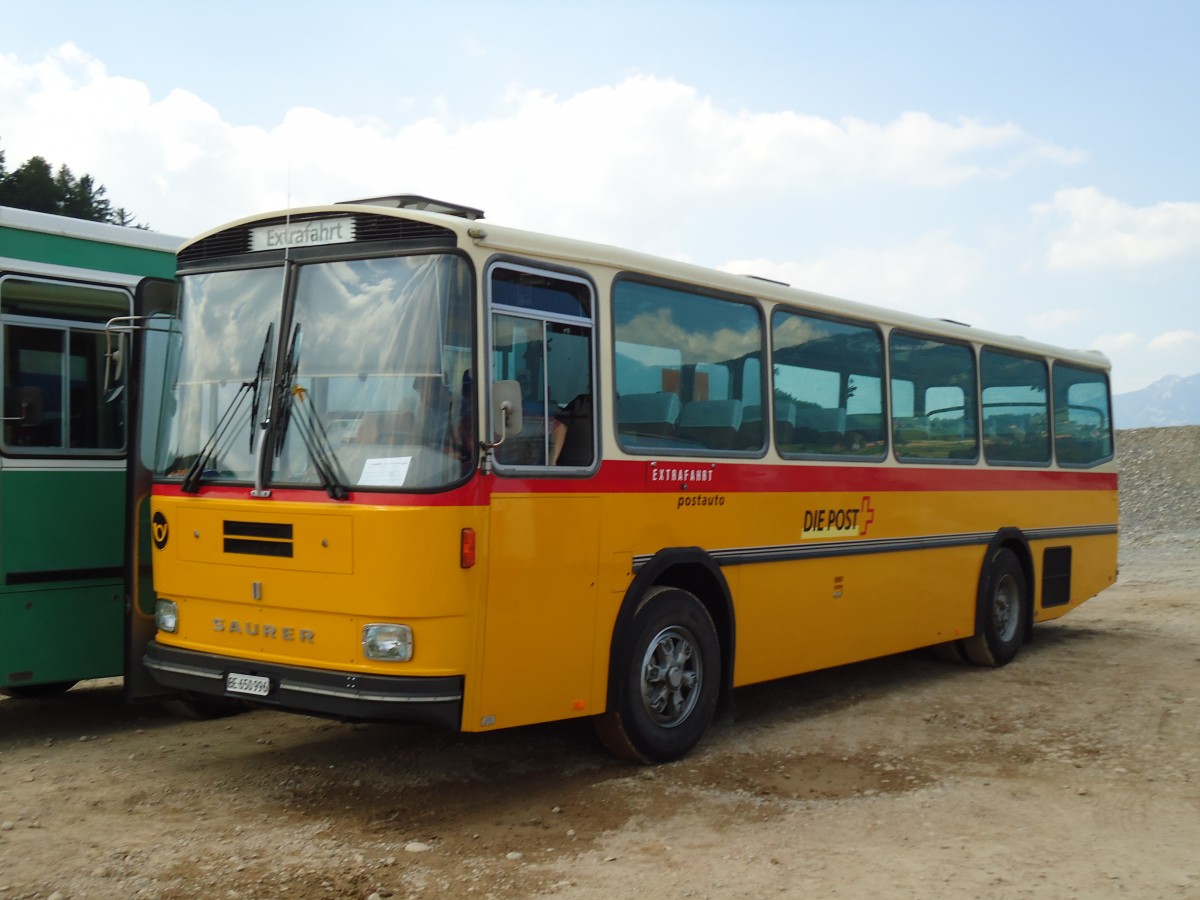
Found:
<box><xmin>640</xmin><ymin>625</ymin><xmax>702</xmax><ymax>728</ymax></box>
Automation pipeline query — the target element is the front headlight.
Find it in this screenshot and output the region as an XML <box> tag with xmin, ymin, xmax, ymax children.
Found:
<box><xmin>155</xmin><ymin>599</ymin><xmax>179</xmax><ymax>633</ymax></box>
<box><xmin>362</xmin><ymin>623</ymin><xmax>413</xmax><ymax>662</ymax></box>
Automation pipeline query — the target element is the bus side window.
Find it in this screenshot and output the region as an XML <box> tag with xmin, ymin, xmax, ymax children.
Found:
<box><xmin>981</xmin><ymin>348</ymin><xmax>1050</xmax><ymax>465</ymax></box>
<box><xmin>1052</xmin><ymin>362</ymin><xmax>1113</xmax><ymax>466</ymax></box>
<box><xmin>771</xmin><ymin>308</ymin><xmax>886</xmax><ymax>459</ymax></box>
<box><xmin>890</xmin><ymin>331</ymin><xmax>978</xmax><ymax>463</ymax></box>
<box><xmin>613</xmin><ymin>278</ymin><xmax>764</xmax><ymax>456</ymax></box>
<box><xmin>2</xmin><ymin>278</ymin><xmax>129</xmax><ymax>455</ymax></box>
<box><xmin>489</xmin><ymin>266</ymin><xmax>596</xmax><ymax>470</ymax></box>
<box><xmin>556</xmin><ymin>389</ymin><xmax>593</xmax><ymax>466</ymax></box>
<box><xmin>4</xmin><ymin>324</ymin><xmax>123</xmax><ymax>452</ymax></box>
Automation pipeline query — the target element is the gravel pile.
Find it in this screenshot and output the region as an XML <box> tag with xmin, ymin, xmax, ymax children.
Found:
<box><xmin>1116</xmin><ymin>425</ymin><xmax>1200</xmax><ymax>546</ymax></box>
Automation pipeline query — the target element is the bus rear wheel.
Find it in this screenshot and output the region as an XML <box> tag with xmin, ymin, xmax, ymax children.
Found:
<box><xmin>962</xmin><ymin>548</ymin><xmax>1028</xmax><ymax>667</ymax></box>
<box><xmin>595</xmin><ymin>586</ymin><xmax>720</xmax><ymax>763</ymax></box>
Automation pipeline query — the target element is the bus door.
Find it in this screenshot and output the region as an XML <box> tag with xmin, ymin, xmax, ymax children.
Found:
<box><xmin>477</xmin><ymin>263</ymin><xmax>601</xmax><ymax>730</ymax></box>
<box><xmin>121</xmin><ymin>277</ymin><xmax>178</xmax><ymax>701</ymax></box>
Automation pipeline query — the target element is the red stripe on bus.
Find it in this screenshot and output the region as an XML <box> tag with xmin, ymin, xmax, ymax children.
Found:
<box><xmin>486</xmin><ymin>461</ymin><xmax>1116</xmax><ymax>494</ymax></box>
<box><xmin>152</xmin><ymin>461</ymin><xmax>1115</xmax><ymax>507</ymax></box>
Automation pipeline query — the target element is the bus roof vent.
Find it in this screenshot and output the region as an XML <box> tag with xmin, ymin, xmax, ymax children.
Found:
<box><xmin>338</xmin><ymin>194</ymin><xmax>485</xmax><ymax>221</ymax></box>
<box><xmin>741</xmin><ymin>274</ymin><xmax>791</xmax><ymax>287</ymax></box>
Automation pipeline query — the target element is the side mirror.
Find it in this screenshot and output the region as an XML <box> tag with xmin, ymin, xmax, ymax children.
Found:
<box><xmin>490</xmin><ymin>380</ymin><xmax>523</xmax><ymax>445</ymax></box>
<box><xmin>103</xmin><ymin>322</ymin><xmax>130</xmax><ymax>402</ymax></box>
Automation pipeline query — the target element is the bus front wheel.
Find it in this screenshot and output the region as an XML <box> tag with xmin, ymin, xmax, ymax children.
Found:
<box><xmin>962</xmin><ymin>548</ymin><xmax>1028</xmax><ymax>667</ymax></box>
<box><xmin>595</xmin><ymin>586</ymin><xmax>720</xmax><ymax>764</ymax></box>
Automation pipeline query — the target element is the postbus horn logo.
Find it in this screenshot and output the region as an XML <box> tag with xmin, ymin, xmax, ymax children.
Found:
<box><xmin>152</xmin><ymin>511</ymin><xmax>169</xmax><ymax>550</ymax></box>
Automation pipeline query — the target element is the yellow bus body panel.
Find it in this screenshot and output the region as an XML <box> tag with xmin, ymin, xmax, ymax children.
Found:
<box><xmin>154</xmin><ymin>497</ymin><xmax>485</xmax><ymax>677</ymax></box>
<box><xmin>467</xmin><ymin>493</ymin><xmax>601</xmax><ymax>730</ymax></box>
<box><xmin>151</xmin><ymin>475</ymin><xmax>1117</xmax><ymax>732</ymax></box>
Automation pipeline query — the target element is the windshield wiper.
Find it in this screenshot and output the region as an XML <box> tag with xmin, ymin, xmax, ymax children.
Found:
<box><xmin>180</xmin><ymin>382</ymin><xmax>252</xmax><ymax>494</ymax></box>
<box><xmin>288</xmin><ymin>386</ymin><xmax>349</xmax><ymax>500</ymax></box>
<box><xmin>273</xmin><ymin>323</ymin><xmax>348</xmax><ymax>500</ymax></box>
<box><xmin>181</xmin><ymin>323</ymin><xmax>274</xmax><ymax>494</ymax></box>
<box><xmin>248</xmin><ymin>322</ymin><xmax>274</xmax><ymax>453</ymax></box>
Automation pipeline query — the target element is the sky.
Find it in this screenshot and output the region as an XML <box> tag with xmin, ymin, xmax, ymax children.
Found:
<box><xmin>2</xmin><ymin>0</ymin><xmax>1198</xmax><ymax>394</ymax></box>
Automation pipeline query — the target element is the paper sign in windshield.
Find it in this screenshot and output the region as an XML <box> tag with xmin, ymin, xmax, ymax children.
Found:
<box><xmin>360</xmin><ymin>456</ymin><xmax>412</xmax><ymax>487</ymax></box>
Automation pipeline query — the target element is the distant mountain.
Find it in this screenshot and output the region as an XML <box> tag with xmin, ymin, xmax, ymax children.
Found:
<box><xmin>1114</xmin><ymin>373</ymin><xmax>1200</xmax><ymax>429</ymax></box>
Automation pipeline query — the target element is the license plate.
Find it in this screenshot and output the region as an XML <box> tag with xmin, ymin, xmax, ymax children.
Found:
<box><xmin>226</xmin><ymin>672</ymin><xmax>270</xmax><ymax>697</ymax></box>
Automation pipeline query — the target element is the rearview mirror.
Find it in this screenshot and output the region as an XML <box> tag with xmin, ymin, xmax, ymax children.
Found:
<box><xmin>491</xmin><ymin>380</ymin><xmax>523</xmax><ymax>445</ymax></box>
<box><xmin>103</xmin><ymin>323</ymin><xmax>129</xmax><ymax>402</ymax></box>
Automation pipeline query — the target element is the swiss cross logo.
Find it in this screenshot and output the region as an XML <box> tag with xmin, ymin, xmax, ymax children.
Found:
<box><xmin>858</xmin><ymin>496</ymin><xmax>875</xmax><ymax>534</ymax></box>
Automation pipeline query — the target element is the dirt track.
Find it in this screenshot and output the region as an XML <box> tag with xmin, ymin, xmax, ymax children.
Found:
<box><xmin>1</xmin><ymin>430</ymin><xmax>1197</xmax><ymax>899</ymax></box>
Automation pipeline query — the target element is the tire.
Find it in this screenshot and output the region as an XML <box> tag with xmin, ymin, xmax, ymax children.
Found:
<box><xmin>595</xmin><ymin>586</ymin><xmax>721</xmax><ymax>763</ymax></box>
<box><xmin>0</xmin><ymin>680</ymin><xmax>77</xmax><ymax>699</ymax></box>
<box><xmin>962</xmin><ymin>548</ymin><xmax>1028</xmax><ymax>667</ymax></box>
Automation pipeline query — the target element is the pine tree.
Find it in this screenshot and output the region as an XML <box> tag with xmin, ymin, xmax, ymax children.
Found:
<box><xmin>55</xmin><ymin>167</ymin><xmax>113</xmax><ymax>221</ymax></box>
<box><xmin>0</xmin><ymin>155</ymin><xmax>59</xmax><ymax>213</ymax></box>
<box><xmin>0</xmin><ymin>142</ymin><xmax>141</xmax><ymax>226</ymax></box>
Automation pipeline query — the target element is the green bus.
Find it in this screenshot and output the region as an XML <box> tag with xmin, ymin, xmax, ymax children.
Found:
<box><xmin>0</xmin><ymin>206</ymin><xmax>179</xmax><ymax>698</ymax></box>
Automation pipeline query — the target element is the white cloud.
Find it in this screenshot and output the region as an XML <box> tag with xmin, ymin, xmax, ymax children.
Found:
<box><xmin>2</xmin><ymin>46</ymin><xmax>1084</xmax><ymax>238</ymax></box>
<box><xmin>721</xmin><ymin>231</ymin><xmax>982</xmax><ymax>318</ymax></box>
<box><xmin>5</xmin><ymin>43</ymin><xmax>1190</xmax><ymax>392</ymax></box>
<box><xmin>1025</xmin><ymin>308</ymin><xmax>1085</xmax><ymax>331</ymax></box>
<box><xmin>1148</xmin><ymin>329</ymin><xmax>1199</xmax><ymax>350</ymax></box>
<box><xmin>1089</xmin><ymin>330</ymin><xmax>1200</xmax><ymax>392</ymax></box>
<box><xmin>1035</xmin><ymin>187</ymin><xmax>1200</xmax><ymax>269</ymax></box>
<box><xmin>1092</xmin><ymin>332</ymin><xmax>1142</xmax><ymax>353</ymax></box>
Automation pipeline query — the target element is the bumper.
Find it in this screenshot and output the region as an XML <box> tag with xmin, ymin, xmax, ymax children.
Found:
<box><xmin>144</xmin><ymin>641</ymin><xmax>463</xmax><ymax>730</ymax></box>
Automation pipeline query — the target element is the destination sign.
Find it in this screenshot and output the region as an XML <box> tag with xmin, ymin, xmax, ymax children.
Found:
<box><xmin>249</xmin><ymin>217</ymin><xmax>356</xmax><ymax>251</ymax></box>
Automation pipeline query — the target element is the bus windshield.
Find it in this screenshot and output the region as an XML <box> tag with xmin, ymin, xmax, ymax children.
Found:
<box><xmin>158</xmin><ymin>253</ymin><xmax>475</xmax><ymax>491</ymax></box>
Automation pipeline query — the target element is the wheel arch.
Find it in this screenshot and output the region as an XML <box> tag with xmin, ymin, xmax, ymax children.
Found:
<box><xmin>605</xmin><ymin>546</ymin><xmax>735</xmax><ymax>714</ymax></box>
<box><xmin>978</xmin><ymin>528</ymin><xmax>1035</xmax><ymax>644</ymax></box>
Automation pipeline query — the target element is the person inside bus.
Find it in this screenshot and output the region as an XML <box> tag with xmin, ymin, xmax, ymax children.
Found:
<box><xmin>554</xmin><ymin>391</ymin><xmax>593</xmax><ymax>466</ymax></box>
<box><xmin>453</xmin><ymin>368</ymin><xmax>475</xmax><ymax>462</ymax></box>
<box><xmin>549</xmin><ymin>413</ymin><xmax>568</xmax><ymax>464</ymax></box>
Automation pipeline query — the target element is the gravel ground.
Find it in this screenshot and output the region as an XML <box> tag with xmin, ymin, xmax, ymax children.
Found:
<box><xmin>0</xmin><ymin>427</ymin><xmax>1196</xmax><ymax>899</ymax></box>
<box><xmin>1116</xmin><ymin>425</ymin><xmax>1200</xmax><ymax>548</ymax></box>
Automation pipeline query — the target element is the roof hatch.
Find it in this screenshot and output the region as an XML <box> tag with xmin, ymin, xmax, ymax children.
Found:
<box><xmin>338</xmin><ymin>194</ymin><xmax>485</xmax><ymax>221</ymax></box>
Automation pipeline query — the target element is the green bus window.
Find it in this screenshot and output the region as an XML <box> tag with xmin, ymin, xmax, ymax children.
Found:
<box><xmin>1</xmin><ymin>277</ymin><xmax>129</xmax><ymax>455</ymax></box>
<box><xmin>0</xmin><ymin>277</ymin><xmax>128</xmax><ymax>322</ymax></box>
<box><xmin>2</xmin><ymin>324</ymin><xmax>122</xmax><ymax>453</ymax></box>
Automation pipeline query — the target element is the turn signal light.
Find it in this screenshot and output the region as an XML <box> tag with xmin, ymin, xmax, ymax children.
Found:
<box><xmin>461</xmin><ymin>527</ymin><xmax>476</xmax><ymax>569</ymax></box>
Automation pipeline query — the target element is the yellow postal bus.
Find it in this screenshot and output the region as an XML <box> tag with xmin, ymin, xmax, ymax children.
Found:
<box><xmin>142</xmin><ymin>196</ymin><xmax>1117</xmax><ymax>761</ymax></box>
